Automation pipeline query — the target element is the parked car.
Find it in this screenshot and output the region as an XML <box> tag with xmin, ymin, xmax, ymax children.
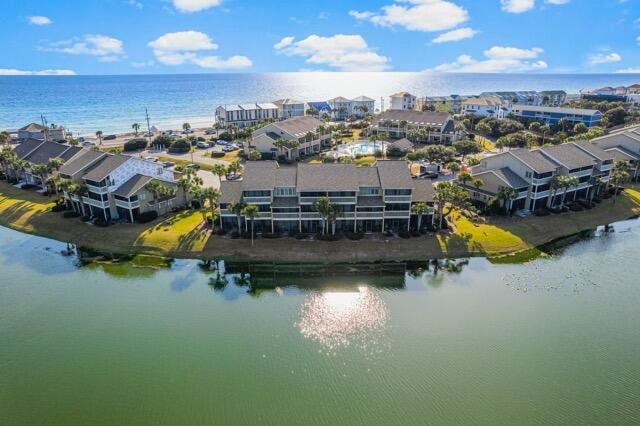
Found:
<box><xmin>222</xmin><ymin>145</ymin><xmax>238</xmax><ymax>152</ymax></box>
<box><xmin>185</xmin><ymin>163</ymin><xmax>200</xmax><ymax>170</ymax></box>
<box><xmin>204</xmin><ymin>129</ymin><xmax>216</xmax><ymax>135</ymax></box>
<box><xmin>226</xmin><ymin>173</ymin><xmax>241</xmax><ymax>180</ymax></box>
<box><xmin>207</xmin><ymin>141</ymin><xmax>216</xmax><ymax>147</ymax></box>
<box><xmin>82</xmin><ymin>141</ymin><xmax>95</xmax><ymax>147</ymax></box>
<box><xmin>216</xmin><ymin>140</ymin><xmax>229</xmax><ymax>146</ymax></box>
<box><xmin>162</xmin><ymin>161</ymin><xmax>175</xmax><ymax>168</ymax></box>
<box><xmin>103</xmin><ymin>134</ymin><xmax>117</xmax><ymax>140</ymax></box>
<box><xmin>196</xmin><ymin>141</ymin><xmax>209</xmax><ymax>149</ymax></box>
<box><xmin>143</xmin><ymin>156</ymin><xmax>158</xmax><ymax>162</ymax></box>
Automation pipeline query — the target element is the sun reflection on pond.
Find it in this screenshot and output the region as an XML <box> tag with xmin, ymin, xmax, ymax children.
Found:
<box><xmin>296</xmin><ymin>286</ymin><xmax>388</xmax><ymax>350</ymax></box>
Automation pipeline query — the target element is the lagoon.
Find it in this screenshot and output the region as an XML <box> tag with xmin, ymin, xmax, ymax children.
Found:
<box><xmin>1</xmin><ymin>222</ymin><xmax>640</xmax><ymax>424</ymax></box>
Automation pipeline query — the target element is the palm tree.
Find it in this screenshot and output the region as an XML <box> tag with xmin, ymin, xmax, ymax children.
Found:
<box><xmin>457</xmin><ymin>171</ymin><xmax>472</xmax><ymax>187</ymax></box>
<box><xmin>95</xmin><ymin>130</ymin><xmax>103</xmax><ymax>146</ymax></box>
<box><xmin>410</xmin><ymin>202</ymin><xmax>429</xmax><ymax>231</ymax></box>
<box><xmin>202</xmin><ymin>187</ymin><xmax>221</xmax><ymax>227</ymax></box>
<box><xmin>313</xmin><ymin>196</ymin><xmax>332</xmax><ymax>235</ymax></box>
<box><xmin>497</xmin><ymin>187</ymin><xmax>518</xmax><ymax>214</ymax></box>
<box><xmin>0</xmin><ymin>131</ymin><xmax>9</xmax><ymax>146</ymax></box>
<box><xmin>610</xmin><ymin>161</ymin><xmax>631</xmax><ymax>203</ymax></box>
<box><xmin>227</xmin><ymin>161</ymin><xmax>242</xmax><ymax>179</ymax></box>
<box><xmin>540</xmin><ymin>125</ymin><xmax>551</xmax><ymax>145</ymax></box>
<box><xmin>132</xmin><ymin>123</ymin><xmax>141</xmax><ymax>136</ymax></box>
<box><xmin>559</xmin><ymin>176</ymin><xmax>579</xmax><ymax>208</ymax></box>
<box><xmin>177</xmin><ymin>169</ymin><xmax>195</xmax><ymax>207</ymax></box>
<box><xmin>229</xmin><ymin>201</ymin><xmax>246</xmax><ymax>232</ymax></box>
<box><xmin>145</xmin><ymin>180</ymin><xmax>176</xmax><ymax>213</ymax></box>
<box><xmin>242</xmin><ymin>204</ymin><xmax>259</xmax><ymax>245</ymax></box>
<box><xmin>326</xmin><ymin>203</ymin><xmax>342</xmax><ymax>235</ymax></box>
<box><xmin>29</xmin><ymin>163</ymin><xmax>51</xmax><ymax>189</ymax></box>
<box><xmin>211</xmin><ymin>163</ymin><xmax>227</xmax><ymax>186</ymax></box>
<box><xmin>447</xmin><ymin>162</ymin><xmax>460</xmax><ymax>179</ymax></box>
<box><xmin>189</xmin><ymin>185</ymin><xmax>206</xmax><ymax>221</ymax></box>
<box><xmin>182</xmin><ymin>122</ymin><xmax>191</xmax><ymax>134</ymax></box>
<box><xmin>547</xmin><ymin>175</ymin><xmax>563</xmax><ymax>208</ymax></box>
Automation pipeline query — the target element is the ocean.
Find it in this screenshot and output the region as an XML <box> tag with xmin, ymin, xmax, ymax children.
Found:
<box><xmin>1</xmin><ymin>72</ymin><xmax>638</xmax><ymax>136</ymax></box>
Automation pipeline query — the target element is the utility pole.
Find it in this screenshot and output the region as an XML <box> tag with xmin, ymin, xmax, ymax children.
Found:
<box><xmin>145</xmin><ymin>108</ymin><xmax>152</xmax><ymax>146</ymax></box>
<box><xmin>41</xmin><ymin>114</ymin><xmax>49</xmax><ymax>142</ymax></box>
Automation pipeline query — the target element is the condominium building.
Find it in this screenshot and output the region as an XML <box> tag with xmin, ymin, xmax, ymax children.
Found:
<box><xmin>6</xmin><ymin>139</ymin><xmax>82</xmax><ymax>187</ymax></box>
<box><xmin>389</xmin><ymin>92</ymin><xmax>417</xmax><ymax>110</ymax></box>
<box><xmin>592</xmin><ymin>126</ymin><xmax>640</xmax><ymax>180</ymax></box>
<box><xmin>247</xmin><ymin>116</ymin><xmax>331</xmax><ymax>160</ymax></box>
<box><xmin>215</xmin><ymin>103</ymin><xmax>279</xmax><ymax>128</ymax></box>
<box><xmin>305</xmin><ymin>101</ymin><xmax>332</xmax><ymax>118</ymax></box>
<box><xmin>461</xmin><ymin>96</ymin><xmax>512</xmax><ymax>119</ymax></box>
<box><xmin>480</xmin><ymin>91</ymin><xmax>542</xmax><ymax>106</ymax></box>
<box><xmin>17</xmin><ymin>123</ymin><xmax>67</xmax><ymax>142</ymax></box>
<box><xmin>351</xmin><ymin>96</ymin><xmax>375</xmax><ymax>117</ymax></box>
<box><xmin>272</xmin><ymin>98</ymin><xmax>305</xmax><ymax>119</ymax></box>
<box><xmin>371</xmin><ymin>110</ymin><xmax>457</xmax><ymax>144</ymax></box>
<box><xmin>327</xmin><ymin>96</ymin><xmax>353</xmax><ymax>120</ymax></box>
<box><xmin>462</xmin><ymin>142</ymin><xmax>613</xmax><ymax>212</ymax></box>
<box><xmin>416</xmin><ymin>95</ymin><xmax>470</xmax><ymax>114</ymax></box>
<box><xmin>59</xmin><ymin>151</ymin><xmax>185</xmax><ymax>223</ymax></box>
<box><xmin>219</xmin><ymin>160</ymin><xmax>434</xmax><ymax>234</ymax></box>
<box><xmin>510</xmin><ymin>105</ymin><xmax>602</xmax><ymax>128</ymax></box>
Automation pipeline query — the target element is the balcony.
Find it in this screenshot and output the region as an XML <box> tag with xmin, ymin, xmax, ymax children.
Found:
<box><xmin>220</xmin><ymin>209</ymin><xmax>234</xmax><ymax>216</ymax></box>
<box><xmin>115</xmin><ymin>199</ymin><xmax>140</xmax><ymax>209</ymax></box>
<box><xmin>272</xmin><ymin>212</ymin><xmax>299</xmax><ymax>220</ymax></box>
<box><xmin>356</xmin><ymin>211</ymin><xmax>384</xmax><ymax>219</ymax></box>
<box><xmin>86</xmin><ymin>184</ymin><xmax>109</xmax><ymax>194</ymax></box>
<box><xmin>243</xmin><ymin>196</ymin><xmax>272</xmax><ymax>204</ymax></box>
<box><xmin>82</xmin><ymin>196</ymin><xmax>109</xmax><ymax>208</ymax></box>
<box><xmin>300</xmin><ymin>212</ymin><xmax>321</xmax><ymax>219</ymax></box>
<box><xmin>384</xmin><ymin>211</ymin><xmax>410</xmax><ymax>219</ymax></box>
<box><xmin>299</xmin><ymin>196</ymin><xmax>356</xmax><ymax>204</ymax></box>
<box><xmin>384</xmin><ymin>195</ymin><xmax>412</xmax><ymax>202</ymax></box>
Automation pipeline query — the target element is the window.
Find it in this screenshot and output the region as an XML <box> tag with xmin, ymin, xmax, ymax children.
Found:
<box><xmin>525</xmin><ymin>171</ymin><xmax>532</xmax><ymax>178</ymax></box>
<box><xmin>274</xmin><ymin>187</ymin><xmax>296</xmax><ymax>196</ymax></box>
<box><xmin>385</xmin><ymin>189</ymin><xmax>411</xmax><ymax>196</ymax></box>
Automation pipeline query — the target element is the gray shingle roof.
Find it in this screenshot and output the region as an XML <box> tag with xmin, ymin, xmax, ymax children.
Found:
<box><xmin>412</xmin><ymin>180</ymin><xmax>434</xmax><ymax>203</ymax></box>
<box><xmin>112</xmin><ymin>174</ymin><xmax>152</xmax><ymax>198</ymax></box>
<box><xmin>476</xmin><ymin>167</ymin><xmax>529</xmax><ymax>189</ymax></box>
<box><xmin>58</xmin><ymin>146</ymin><xmax>82</xmax><ymax>161</ymax></box>
<box><xmin>375</xmin><ymin>160</ymin><xmax>413</xmax><ymax>189</ymax></box>
<box><xmin>220</xmin><ymin>181</ymin><xmax>242</xmax><ymax>204</ymax></box>
<box><xmin>570</xmin><ymin>141</ymin><xmax>614</xmax><ymax>162</ymax></box>
<box><xmin>356</xmin><ymin>167</ymin><xmax>380</xmax><ymax>187</ymax></box>
<box><xmin>59</xmin><ymin>150</ymin><xmax>106</xmax><ymax>177</ymax></box>
<box><xmin>603</xmin><ymin>147</ymin><xmax>640</xmax><ymax>161</ymax></box>
<box><xmin>509</xmin><ymin>148</ymin><xmax>558</xmax><ymax>173</ymax></box>
<box><xmin>241</xmin><ymin>161</ymin><xmax>278</xmax><ymax>191</ymax></box>
<box><xmin>275</xmin><ymin>166</ymin><xmax>297</xmax><ymax>187</ymax></box>
<box><xmin>539</xmin><ymin>144</ymin><xmax>596</xmax><ymax>170</ymax></box>
<box><xmin>19</xmin><ymin>123</ymin><xmax>46</xmax><ymax>132</ymax></box>
<box><xmin>372</xmin><ymin>110</ymin><xmax>452</xmax><ymax>127</ymax></box>
<box><xmin>272</xmin><ymin>116</ymin><xmax>323</xmax><ymax>137</ymax></box>
<box><xmin>82</xmin><ymin>154</ymin><xmax>130</xmax><ymax>182</ymax></box>
<box><xmin>13</xmin><ymin>139</ymin><xmax>44</xmax><ymax>159</ymax></box>
<box><xmin>297</xmin><ymin>163</ymin><xmax>359</xmax><ymax>191</ymax></box>
<box><xmin>389</xmin><ymin>138</ymin><xmax>414</xmax><ymax>152</ymax></box>
<box><xmin>22</xmin><ymin>141</ymin><xmax>73</xmax><ymax>165</ymax></box>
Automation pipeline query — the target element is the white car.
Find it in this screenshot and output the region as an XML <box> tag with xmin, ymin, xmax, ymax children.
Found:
<box><xmin>196</xmin><ymin>141</ymin><xmax>209</xmax><ymax>149</ymax></box>
<box><xmin>143</xmin><ymin>156</ymin><xmax>158</xmax><ymax>162</ymax></box>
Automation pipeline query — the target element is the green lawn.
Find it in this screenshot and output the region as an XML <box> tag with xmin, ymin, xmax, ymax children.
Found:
<box><xmin>134</xmin><ymin>210</ymin><xmax>210</xmax><ymax>253</ymax></box>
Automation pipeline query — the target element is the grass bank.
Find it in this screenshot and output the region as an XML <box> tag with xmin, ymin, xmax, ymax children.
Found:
<box><xmin>1</xmin><ymin>181</ymin><xmax>639</xmax><ymax>262</ymax></box>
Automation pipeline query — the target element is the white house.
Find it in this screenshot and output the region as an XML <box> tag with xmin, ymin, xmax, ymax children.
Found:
<box><xmin>461</xmin><ymin>96</ymin><xmax>512</xmax><ymax>119</ymax></box>
<box><xmin>273</xmin><ymin>98</ymin><xmax>305</xmax><ymax>119</ymax></box>
<box><xmin>351</xmin><ymin>96</ymin><xmax>375</xmax><ymax>117</ymax></box>
<box><xmin>327</xmin><ymin>96</ymin><xmax>353</xmax><ymax>120</ymax></box>
<box><xmin>389</xmin><ymin>92</ymin><xmax>417</xmax><ymax>110</ymax></box>
<box><xmin>18</xmin><ymin>123</ymin><xmax>66</xmax><ymax>142</ymax></box>
<box><xmin>247</xmin><ymin>116</ymin><xmax>331</xmax><ymax>160</ymax></box>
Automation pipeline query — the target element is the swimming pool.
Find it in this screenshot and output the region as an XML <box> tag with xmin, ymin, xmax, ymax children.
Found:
<box><xmin>336</xmin><ymin>139</ymin><xmax>388</xmax><ymax>157</ymax></box>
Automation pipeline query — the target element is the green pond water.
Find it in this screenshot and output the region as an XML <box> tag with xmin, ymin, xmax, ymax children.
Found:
<box><xmin>1</xmin><ymin>223</ymin><xmax>640</xmax><ymax>425</ymax></box>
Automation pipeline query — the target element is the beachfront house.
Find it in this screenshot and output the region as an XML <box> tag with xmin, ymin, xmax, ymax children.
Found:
<box><xmin>59</xmin><ymin>152</ymin><xmax>185</xmax><ymax>223</ymax></box>
<box><xmin>371</xmin><ymin>110</ymin><xmax>457</xmax><ymax>144</ymax></box>
<box><xmin>273</xmin><ymin>98</ymin><xmax>305</xmax><ymax>119</ymax></box>
<box><xmin>461</xmin><ymin>96</ymin><xmax>512</xmax><ymax>119</ymax></box>
<box><xmin>17</xmin><ymin>123</ymin><xmax>67</xmax><ymax>142</ymax></box>
<box><xmin>539</xmin><ymin>91</ymin><xmax>567</xmax><ymax>107</ymax></box>
<box><xmin>461</xmin><ymin>142</ymin><xmax>613</xmax><ymax>212</ymax></box>
<box><xmin>5</xmin><ymin>139</ymin><xmax>83</xmax><ymax>189</ymax></box>
<box><xmin>351</xmin><ymin>96</ymin><xmax>375</xmax><ymax>118</ymax></box>
<box><xmin>510</xmin><ymin>105</ymin><xmax>601</xmax><ymax>128</ymax></box>
<box><xmin>305</xmin><ymin>101</ymin><xmax>332</xmax><ymax>119</ymax></box>
<box><xmin>246</xmin><ymin>116</ymin><xmax>330</xmax><ymax>161</ymax></box>
<box><xmin>215</xmin><ymin>103</ymin><xmax>279</xmax><ymax>128</ymax></box>
<box><xmin>327</xmin><ymin>97</ymin><xmax>353</xmax><ymax>121</ymax></box>
<box><xmin>592</xmin><ymin>126</ymin><xmax>640</xmax><ymax>180</ymax></box>
<box><xmin>219</xmin><ymin>160</ymin><xmax>433</xmax><ymax>234</ymax></box>
<box><xmin>389</xmin><ymin>92</ymin><xmax>417</xmax><ymax>111</ymax></box>
<box><xmin>480</xmin><ymin>91</ymin><xmax>542</xmax><ymax>106</ymax></box>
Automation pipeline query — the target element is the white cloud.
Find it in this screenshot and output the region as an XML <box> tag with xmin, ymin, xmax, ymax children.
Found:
<box><xmin>0</xmin><ymin>68</ymin><xmax>75</xmax><ymax>76</ymax></box>
<box><xmin>28</xmin><ymin>16</ymin><xmax>52</xmax><ymax>25</ymax></box>
<box><xmin>127</xmin><ymin>0</ymin><xmax>143</xmax><ymax>9</ymax></box>
<box><xmin>148</xmin><ymin>30</ymin><xmax>217</xmax><ymax>51</ymax></box>
<box><xmin>130</xmin><ymin>60</ymin><xmax>155</xmax><ymax>68</ymax></box>
<box><xmin>172</xmin><ymin>0</ymin><xmax>222</xmax><ymax>13</ymax></box>
<box><xmin>501</xmin><ymin>0</ymin><xmax>534</xmax><ymax>13</ymax></box>
<box><xmin>616</xmin><ymin>67</ymin><xmax>640</xmax><ymax>74</ymax></box>
<box><xmin>273</xmin><ymin>34</ymin><xmax>390</xmax><ymax>71</ymax></box>
<box><xmin>350</xmin><ymin>0</ymin><xmax>468</xmax><ymax>32</ymax></box>
<box><xmin>430</xmin><ymin>46</ymin><xmax>548</xmax><ymax>72</ymax></box>
<box><xmin>588</xmin><ymin>52</ymin><xmax>622</xmax><ymax>65</ymax></box>
<box><xmin>637</xmin><ymin>35</ymin><xmax>640</xmax><ymax>45</ymax></box>
<box><xmin>544</xmin><ymin>0</ymin><xmax>570</xmax><ymax>4</ymax></box>
<box><xmin>432</xmin><ymin>27</ymin><xmax>478</xmax><ymax>43</ymax></box>
<box><xmin>42</xmin><ymin>35</ymin><xmax>124</xmax><ymax>60</ymax></box>
<box><xmin>148</xmin><ymin>31</ymin><xmax>251</xmax><ymax>69</ymax></box>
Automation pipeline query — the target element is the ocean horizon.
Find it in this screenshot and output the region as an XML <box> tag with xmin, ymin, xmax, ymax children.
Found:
<box><xmin>2</xmin><ymin>72</ymin><xmax>639</xmax><ymax>136</ymax></box>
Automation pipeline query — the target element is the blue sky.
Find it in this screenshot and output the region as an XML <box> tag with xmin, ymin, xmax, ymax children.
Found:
<box><xmin>1</xmin><ymin>0</ymin><xmax>639</xmax><ymax>75</ymax></box>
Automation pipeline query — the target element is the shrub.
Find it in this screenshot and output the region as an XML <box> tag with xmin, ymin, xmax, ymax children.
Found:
<box><xmin>191</xmin><ymin>199</ymin><xmax>202</xmax><ymax>209</ymax></box>
<box><xmin>230</xmin><ymin>231</ymin><xmax>240</xmax><ymax>239</ymax></box>
<box><xmin>93</xmin><ymin>218</ymin><xmax>109</xmax><ymax>227</ymax></box>
<box><xmin>152</xmin><ymin>135</ymin><xmax>174</xmax><ymax>148</ymax></box>
<box><xmin>197</xmin><ymin>136</ymin><xmax>206</xmax><ymax>142</ymax></box>
<box><xmin>80</xmin><ymin>215</ymin><xmax>91</xmax><ymax>222</ymax></box>
<box><xmin>51</xmin><ymin>203</ymin><xmax>67</xmax><ymax>212</ymax></box>
<box><xmin>410</xmin><ymin>230</ymin><xmax>421</xmax><ymax>237</ymax></box>
<box><xmin>168</xmin><ymin>139</ymin><xmax>191</xmax><ymax>153</ymax></box>
<box><xmin>137</xmin><ymin>210</ymin><xmax>158</xmax><ymax>223</ymax></box>
<box><xmin>123</xmin><ymin>138</ymin><xmax>148</xmax><ymax>152</ymax></box>
<box><xmin>294</xmin><ymin>233</ymin><xmax>307</xmax><ymax>240</ymax></box>
<box><xmin>261</xmin><ymin>233</ymin><xmax>281</xmax><ymax>239</ymax></box>
<box><xmin>386</xmin><ymin>145</ymin><xmax>404</xmax><ymax>157</ymax></box>
<box><xmin>316</xmin><ymin>233</ymin><xmax>342</xmax><ymax>241</ymax></box>
<box><xmin>534</xmin><ymin>209</ymin><xmax>550</xmax><ymax>216</ymax></box>
<box><xmin>218</xmin><ymin>132</ymin><xmax>232</xmax><ymax>141</ymax></box>
<box><xmin>216</xmin><ymin>228</ymin><xmax>227</xmax><ymax>236</ymax></box>
<box><xmin>384</xmin><ymin>230</ymin><xmax>394</xmax><ymax>237</ymax></box>
<box><xmin>211</xmin><ymin>152</ymin><xmax>226</xmax><ymax>158</ymax></box>
<box><xmin>62</xmin><ymin>211</ymin><xmax>80</xmax><ymax>218</ymax></box>
<box><xmin>345</xmin><ymin>231</ymin><xmax>364</xmax><ymax>240</ymax></box>
<box><xmin>398</xmin><ymin>230</ymin><xmax>411</xmax><ymax>239</ymax></box>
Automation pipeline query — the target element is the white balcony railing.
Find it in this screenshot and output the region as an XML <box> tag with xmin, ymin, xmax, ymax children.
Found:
<box><xmin>272</xmin><ymin>213</ymin><xmax>299</xmax><ymax>220</ymax></box>
<box><xmin>356</xmin><ymin>211</ymin><xmax>384</xmax><ymax>219</ymax></box>
<box><xmin>384</xmin><ymin>195</ymin><xmax>412</xmax><ymax>202</ymax></box>
<box><xmin>82</xmin><ymin>196</ymin><xmax>109</xmax><ymax>208</ymax></box>
<box><xmin>243</xmin><ymin>196</ymin><xmax>272</xmax><ymax>204</ymax></box>
<box><xmin>301</xmin><ymin>212</ymin><xmax>321</xmax><ymax>219</ymax></box>
<box><xmin>384</xmin><ymin>211</ymin><xmax>410</xmax><ymax>219</ymax></box>
<box><xmin>115</xmin><ymin>199</ymin><xmax>140</xmax><ymax>209</ymax></box>
<box><xmin>299</xmin><ymin>196</ymin><xmax>357</xmax><ymax>204</ymax></box>
<box><xmin>86</xmin><ymin>184</ymin><xmax>109</xmax><ymax>194</ymax></box>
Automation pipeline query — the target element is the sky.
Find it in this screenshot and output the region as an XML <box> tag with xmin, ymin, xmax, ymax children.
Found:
<box><xmin>1</xmin><ymin>0</ymin><xmax>639</xmax><ymax>75</ymax></box>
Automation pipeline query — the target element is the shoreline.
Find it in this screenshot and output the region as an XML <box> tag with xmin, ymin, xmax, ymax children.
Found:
<box><xmin>2</xmin><ymin>182</ymin><xmax>639</xmax><ymax>263</ymax></box>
